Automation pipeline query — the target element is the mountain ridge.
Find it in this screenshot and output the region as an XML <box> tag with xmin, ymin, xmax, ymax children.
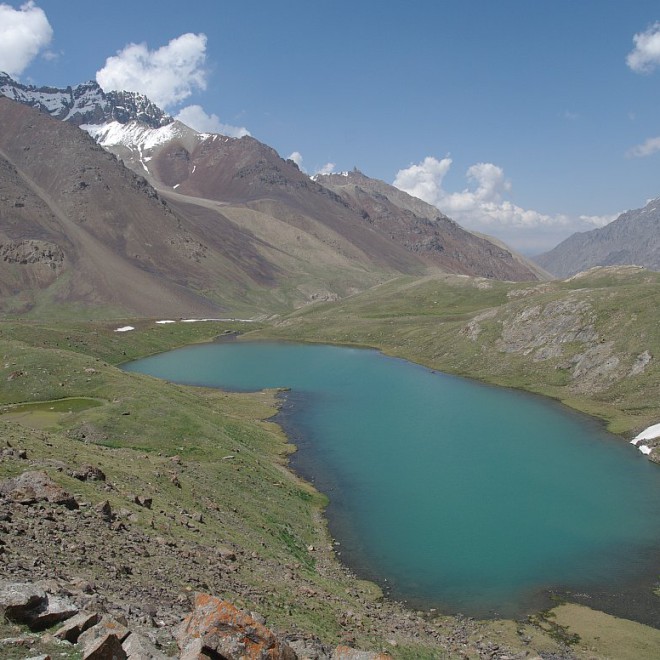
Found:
<box><xmin>535</xmin><ymin>198</ymin><xmax>660</xmax><ymax>277</ymax></box>
<box><xmin>0</xmin><ymin>71</ymin><xmax>171</xmax><ymax>128</ymax></box>
<box><xmin>0</xmin><ymin>75</ymin><xmax>543</xmax><ymax>318</ymax></box>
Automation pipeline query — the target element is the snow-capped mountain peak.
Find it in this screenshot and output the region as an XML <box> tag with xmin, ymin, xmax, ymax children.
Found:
<box><xmin>0</xmin><ymin>72</ymin><xmax>171</xmax><ymax>128</ymax></box>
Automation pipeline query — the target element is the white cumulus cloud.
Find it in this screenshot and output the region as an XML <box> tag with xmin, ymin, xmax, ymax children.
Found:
<box><xmin>96</xmin><ymin>33</ymin><xmax>208</xmax><ymax>109</ymax></box>
<box><xmin>0</xmin><ymin>1</ymin><xmax>53</xmax><ymax>77</ymax></box>
<box><xmin>288</xmin><ymin>151</ymin><xmax>304</xmax><ymax>169</ymax></box>
<box><xmin>626</xmin><ymin>135</ymin><xmax>660</xmax><ymax>158</ymax></box>
<box><xmin>315</xmin><ymin>162</ymin><xmax>336</xmax><ymax>176</ymax></box>
<box><xmin>175</xmin><ymin>104</ymin><xmax>250</xmax><ymax>138</ymax></box>
<box><xmin>392</xmin><ymin>156</ymin><xmax>452</xmax><ymax>208</ymax></box>
<box><xmin>627</xmin><ymin>22</ymin><xmax>660</xmax><ymax>73</ymax></box>
<box><xmin>393</xmin><ymin>155</ymin><xmax>620</xmax><ymax>254</ymax></box>
<box><xmin>394</xmin><ymin>156</ymin><xmax>557</xmax><ymax>228</ymax></box>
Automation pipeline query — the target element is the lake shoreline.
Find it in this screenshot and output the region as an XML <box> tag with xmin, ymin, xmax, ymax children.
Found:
<box><xmin>272</xmin><ymin>382</ymin><xmax>660</xmax><ymax>629</ymax></box>
<box><xmin>127</xmin><ymin>337</ymin><xmax>660</xmax><ymax>629</ymax></box>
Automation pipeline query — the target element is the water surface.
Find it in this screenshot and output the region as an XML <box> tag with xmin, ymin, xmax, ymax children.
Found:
<box><xmin>124</xmin><ymin>341</ymin><xmax>660</xmax><ymax>620</ymax></box>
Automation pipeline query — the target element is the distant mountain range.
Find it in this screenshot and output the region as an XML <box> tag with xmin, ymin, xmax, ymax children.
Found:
<box><xmin>0</xmin><ymin>73</ymin><xmax>543</xmax><ymax>317</ymax></box>
<box><xmin>535</xmin><ymin>199</ymin><xmax>660</xmax><ymax>277</ymax></box>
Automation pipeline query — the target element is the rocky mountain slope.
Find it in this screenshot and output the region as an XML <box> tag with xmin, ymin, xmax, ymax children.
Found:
<box><xmin>317</xmin><ymin>169</ymin><xmax>544</xmax><ymax>280</ymax></box>
<box><xmin>0</xmin><ymin>97</ymin><xmax>419</xmax><ymax>317</ymax></box>
<box><xmin>0</xmin><ymin>74</ymin><xmax>542</xmax><ymax>319</ymax></box>
<box><xmin>0</xmin><ymin>97</ymin><xmax>236</xmax><ymax>317</ymax></box>
<box><xmin>535</xmin><ymin>198</ymin><xmax>660</xmax><ymax>277</ymax></box>
<box><xmin>90</xmin><ymin>120</ymin><xmax>541</xmax><ymax>282</ymax></box>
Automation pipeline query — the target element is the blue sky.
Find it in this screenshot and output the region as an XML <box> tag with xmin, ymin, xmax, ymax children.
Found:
<box><xmin>2</xmin><ymin>1</ymin><xmax>660</xmax><ymax>253</ymax></box>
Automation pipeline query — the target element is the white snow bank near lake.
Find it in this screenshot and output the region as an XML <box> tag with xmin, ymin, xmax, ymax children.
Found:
<box><xmin>630</xmin><ymin>423</ymin><xmax>660</xmax><ymax>456</ymax></box>
<box><xmin>631</xmin><ymin>423</ymin><xmax>660</xmax><ymax>444</ymax></box>
<box><xmin>114</xmin><ymin>326</ymin><xmax>135</xmax><ymax>332</ymax></box>
<box><xmin>155</xmin><ymin>318</ymin><xmax>256</xmax><ymax>325</ymax></box>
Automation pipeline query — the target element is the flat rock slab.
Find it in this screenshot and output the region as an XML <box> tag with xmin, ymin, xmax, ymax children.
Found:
<box><xmin>0</xmin><ymin>582</ymin><xmax>46</xmax><ymax>621</ymax></box>
<box><xmin>78</xmin><ymin>615</ymin><xmax>130</xmax><ymax>650</ymax></box>
<box><xmin>0</xmin><ymin>471</ymin><xmax>77</xmax><ymax>508</ymax></box>
<box><xmin>333</xmin><ymin>647</ymin><xmax>392</xmax><ymax>660</ymax></box>
<box><xmin>23</xmin><ymin>594</ymin><xmax>79</xmax><ymax>631</ymax></box>
<box><xmin>54</xmin><ymin>611</ymin><xmax>100</xmax><ymax>643</ymax></box>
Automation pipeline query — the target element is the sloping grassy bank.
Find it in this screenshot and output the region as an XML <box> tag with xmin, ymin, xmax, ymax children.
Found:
<box><xmin>0</xmin><ymin>317</ymin><xmax>525</xmax><ymax>658</ymax></box>
<box><xmin>258</xmin><ymin>267</ymin><xmax>660</xmax><ymax>444</ymax></box>
<box><xmin>1</xmin><ymin>311</ymin><xmax>659</xmax><ymax>658</ymax></box>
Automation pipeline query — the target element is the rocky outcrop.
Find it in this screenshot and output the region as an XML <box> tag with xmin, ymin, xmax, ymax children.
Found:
<box><xmin>175</xmin><ymin>593</ymin><xmax>296</xmax><ymax>659</ymax></box>
<box><xmin>0</xmin><ymin>582</ymin><xmax>47</xmax><ymax>621</ymax></box>
<box><xmin>496</xmin><ymin>297</ymin><xmax>598</xmax><ymax>359</ymax></box>
<box><xmin>0</xmin><ymin>581</ymin><xmax>77</xmax><ymax>630</ymax></box>
<box><xmin>0</xmin><ymin>72</ymin><xmax>171</xmax><ymax>128</ymax></box>
<box><xmin>53</xmin><ymin>611</ymin><xmax>100</xmax><ymax>643</ymax></box>
<box><xmin>0</xmin><ymin>581</ymin><xmax>398</xmax><ymax>660</ymax></box>
<box><xmin>0</xmin><ymin>470</ymin><xmax>78</xmax><ymax>508</ymax></box>
<box><xmin>70</xmin><ymin>464</ymin><xmax>106</xmax><ymax>482</ymax></box>
<box><xmin>0</xmin><ymin>240</ymin><xmax>65</xmax><ymax>268</ymax></box>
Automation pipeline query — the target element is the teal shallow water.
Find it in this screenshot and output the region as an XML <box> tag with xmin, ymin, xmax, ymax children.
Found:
<box><xmin>124</xmin><ymin>341</ymin><xmax>660</xmax><ymax>620</ymax></box>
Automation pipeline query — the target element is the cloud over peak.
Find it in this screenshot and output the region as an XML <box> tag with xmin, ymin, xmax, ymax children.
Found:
<box><xmin>175</xmin><ymin>104</ymin><xmax>250</xmax><ymax>138</ymax></box>
<box><xmin>627</xmin><ymin>22</ymin><xmax>660</xmax><ymax>73</ymax></box>
<box><xmin>96</xmin><ymin>33</ymin><xmax>208</xmax><ymax>110</ymax></box>
<box><xmin>288</xmin><ymin>151</ymin><xmax>304</xmax><ymax>168</ymax></box>
<box><xmin>392</xmin><ymin>155</ymin><xmax>611</xmax><ymax>253</ymax></box>
<box><xmin>394</xmin><ymin>156</ymin><xmax>558</xmax><ymax>229</ymax></box>
<box><xmin>0</xmin><ymin>1</ymin><xmax>53</xmax><ymax>77</ymax></box>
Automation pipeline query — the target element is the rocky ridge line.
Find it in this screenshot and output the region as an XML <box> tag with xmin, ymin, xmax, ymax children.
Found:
<box><xmin>0</xmin><ymin>72</ymin><xmax>172</xmax><ymax>129</ymax></box>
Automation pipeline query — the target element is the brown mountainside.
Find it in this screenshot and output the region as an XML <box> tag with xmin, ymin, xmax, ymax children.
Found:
<box><xmin>316</xmin><ymin>170</ymin><xmax>542</xmax><ymax>280</ymax></box>
<box><xmin>150</xmin><ymin>135</ymin><xmax>425</xmax><ymax>275</ymax></box>
<box><xmin>0</xmin><ymin>99</ymin><xmax>260</xmax><ymax>316</ymax></box>
<box><xmin>145</xmin><ymin>134</ymin><xmax>540</xmax><ymax>281</ymax></box>
<box><xmin>0</xmin><ymin>99</ymin><xmax>406</xmax><ymax>316</ymax></box>
<box><xmin>0</xmin><ymin>94</ymin><xmax>540</xmax><ymax>318</ymax></box>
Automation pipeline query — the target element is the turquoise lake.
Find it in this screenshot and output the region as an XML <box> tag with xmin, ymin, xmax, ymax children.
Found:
<box><xmin>124</xmin><ymin>341</ymin><xmax>660</xmax><ymax>621</ymax></box>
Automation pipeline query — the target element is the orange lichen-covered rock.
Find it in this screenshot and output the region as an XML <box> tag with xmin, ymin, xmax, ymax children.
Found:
<box><xmin>176</xmin><ymin>593</ymin><xmax>296</xmax><ymax>660</ymax></box>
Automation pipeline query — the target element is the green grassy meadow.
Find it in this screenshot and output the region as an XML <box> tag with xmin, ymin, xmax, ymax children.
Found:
<box><xmin>0</xmin><ymin>265</ymin><xmax>659</xmax><ymax>657</ymax></box>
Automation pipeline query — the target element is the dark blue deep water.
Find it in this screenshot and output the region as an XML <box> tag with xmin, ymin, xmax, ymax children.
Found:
<box><xmin>124</xmin><ymin>341</ymin><xmax>660</xmax><ymax>620</ymax></box>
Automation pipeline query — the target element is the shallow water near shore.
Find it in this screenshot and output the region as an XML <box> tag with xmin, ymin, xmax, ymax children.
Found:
<box><xmin>124</xmin><ymin>341</ymin><xmax>660</xmax><ymax>623</ymax></box>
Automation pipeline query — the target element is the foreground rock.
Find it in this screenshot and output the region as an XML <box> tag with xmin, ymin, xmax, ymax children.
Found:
<box><xmin>0</xmin><ymin>582</ymin><xmax>46</xmax><ymax>622</ymax></box>
<box><xmin>333</xmin><ymin>647</ymin><xmax>392</xmax><ymax>660</ymax></box>
<box><xmin>0</xmin><ymin>581</ymin><xmax>77</xmax><ymax>630</ymax></box>
<box><xmin>176</xmin><ymin>593</ymin><xmax>296</xmax><ymax>659</ymax></box>
<box><xmin>53</xmin><ymin>611</ymin><xmax>99</xmax><ymax>642</ymax></box>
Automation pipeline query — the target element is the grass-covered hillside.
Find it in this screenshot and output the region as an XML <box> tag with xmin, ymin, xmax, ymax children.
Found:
<box><xmin>261</xmin><ymin>266</ymin><xmax>660</xmax><ymax>447</ymax></box>
<box><xmin>1</xmin><ymin>270</ymin><xmax>659</xmax><ymax>658</ymax></box>
<box><xmin>0</xmin><ymin>317</ymin><xmax>562</xmax><ymax>658</ymax></box>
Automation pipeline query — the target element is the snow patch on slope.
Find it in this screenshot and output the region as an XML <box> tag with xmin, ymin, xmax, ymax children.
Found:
<box><xmin>82</xmin><ymin>120</ymin><xmax>185</xmax><ymax>150</ymax></box>
<box><xmin>630</xmin><ymin>422</ymin><xmax>660</xmax><ymax>457</ymax></box>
